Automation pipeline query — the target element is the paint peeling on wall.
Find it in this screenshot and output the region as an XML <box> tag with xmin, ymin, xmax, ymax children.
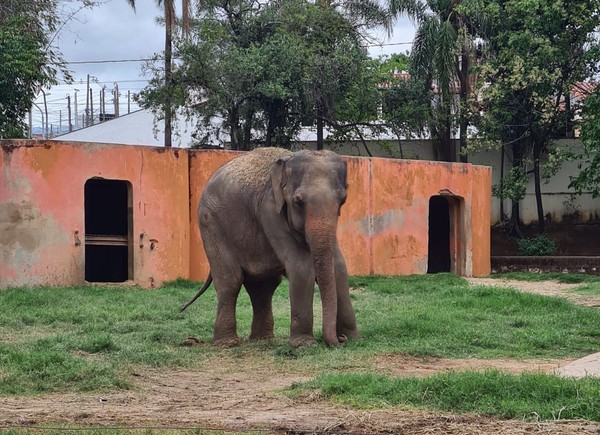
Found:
<box><xmin>1</xmin><ymin>140</ymin><xmax>491</xmax><ymax>289</ymax></box>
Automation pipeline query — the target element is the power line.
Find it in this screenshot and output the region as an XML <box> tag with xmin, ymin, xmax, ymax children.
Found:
<box><xmin>66</xmin><ymin>58</ymin><xmax>157</xmax><ymax>64</ymax></box>
<box><xmin>62</xmin><ymin>41</ymin><xmax>414</xmax><ymax>65</ymax></box>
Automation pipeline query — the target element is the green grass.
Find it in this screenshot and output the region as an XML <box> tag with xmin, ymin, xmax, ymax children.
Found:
<box><xmin>1</xmin><ymin>274</ymin><xmax>600</xmax><ymax>397</ymax></box>
<box><xmin>293</xmin><ymin>370</ymin><xmax>600</xmax><ymax>421</ymax></box>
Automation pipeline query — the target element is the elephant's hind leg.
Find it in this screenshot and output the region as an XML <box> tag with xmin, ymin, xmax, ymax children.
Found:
<box><xmin>202</xmin><ymin>235</ymin><xmax>244</xmax><ymax>346</ymax></box>
<box><xmin>245</xmin><ymin>276</ymin><xmax>282</xmax><ymax>341</ymax></box>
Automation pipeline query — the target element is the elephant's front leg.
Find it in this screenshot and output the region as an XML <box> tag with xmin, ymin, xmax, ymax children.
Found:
<box><xmin>334</xmin><ymin>243</ymin><xmax>360</xmax><ymax>341</ymax></box>
<box><xmin>245</xmin><ymin>276</ymin><xmax>282</xmax><ymax>341</ymax></box>
<box><xmin>287</xmin><ymin>257</ymin><xmax>317</xmax><ymax>347</ymax></box>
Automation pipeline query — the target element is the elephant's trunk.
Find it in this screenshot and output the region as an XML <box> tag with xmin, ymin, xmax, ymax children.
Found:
<box><xmin>305</xmin><ymin>209</ymin><xmax>339</xmax><ymax>347</ymax></box>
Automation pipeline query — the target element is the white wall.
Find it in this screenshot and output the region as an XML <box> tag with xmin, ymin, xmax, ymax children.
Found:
<box><xmin>309</xmin><ymin>138</ymin><xmax>600</xmax><ymax>226</ymax></box>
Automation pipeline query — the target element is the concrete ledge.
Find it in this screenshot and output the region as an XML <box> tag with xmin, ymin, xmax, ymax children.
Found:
<box><xmin>492</xmin><ymin>256</ymin><xmax>600</xmax><ymax>275</ymax></box>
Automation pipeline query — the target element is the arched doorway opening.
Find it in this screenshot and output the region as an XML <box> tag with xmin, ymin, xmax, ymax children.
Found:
<box><xmin>427</xmin><ymin>194</ymin><xmax>464</xmax><ymax>274</ymax></box>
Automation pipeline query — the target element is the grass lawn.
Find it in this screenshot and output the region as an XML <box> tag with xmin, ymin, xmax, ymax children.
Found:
<box><xmin>493</xmin><ymin>272</ymin><xmax>600</xmax><ymax>296</ymax></box>
<box><xmin>1</xmin><ymin>274</ymin><xmax>600</xmax><ymax>420</ymax></box>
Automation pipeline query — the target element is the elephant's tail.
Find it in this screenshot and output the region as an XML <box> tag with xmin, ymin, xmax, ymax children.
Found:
<box><xmin>179</xmin><ymin>273</ymin><xmax>213</xmax><ymax>312</ymax></box>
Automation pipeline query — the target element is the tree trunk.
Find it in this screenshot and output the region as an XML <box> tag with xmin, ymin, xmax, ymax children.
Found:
<box><xmin>499</xmin><ymin>146</ymin><xmax>505</xmax><ymax>224</ymax></box>
<box><xmin>533</xmin><ymin>142</ymin><xmax>546</xmax><ymax>234</ymax></box>
<box><xmin>316</xmin><ymin>106</ymin><xmax>324</xmax><ymax>150</ymax></box>
<box><xmin>164</xmin><ymin>0</ymin><xmax>173</xmax><ymax>148</ymax></box>
<box><xmin>508</xmin><ymin>143</ymin><xmax>525</xmax><ymax>238</ymax></box>
<box><xmin>458</xmin><ymin>49</ymin><xmax>469</xmax><ymax>163</ymax></box>
<box><xmin>229</xmin><ymin>105</ymin><xmax>239</xmax><ymax>150</ymax></box>
<box><xmin>242</xmin><ymin>108</ymin><xmax>253</xmax><ymax>150</ymax></box>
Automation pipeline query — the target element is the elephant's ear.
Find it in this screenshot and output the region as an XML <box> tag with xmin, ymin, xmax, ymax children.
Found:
<box><xmin>271</xmin><ymin>157</ymin><xmax>289</xmax><ymax>214</ymax></box>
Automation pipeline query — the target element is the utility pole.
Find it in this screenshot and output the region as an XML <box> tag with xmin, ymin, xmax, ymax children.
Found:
<box><xmin>42</xmin><ymin>90</ymin><xmax>49</xmax><ymax>139</ymax></box>
<box><xmin>86</xmin><ymin>74</ymin><xmax>90</xmax><ymax>127</ymax></box>
<box><xmin>67</xmin><ymin>95</ymin><xmax>72</xmax><ymax>132</ymax></box>
<box><xmin>74</xmin><ymin>90</ymin><xmax>79</xmax><ymax>130</ymax></box>
<box><xmin>114</xmin><ymin>83</ymin><xmax>120</xmax><ymax>117</ymax></box>
<box><xmin>100</xmin><ymin>87</ymin><xmax>105</xmax><ymax>120</ymax></box>
<box><xmin>127</xmin><ymin>90</ymin><xmax>131</xmax><ymax>114</ymax></box>
<box><xmin>89</xmin><ymin>88</ymin><xmax>94</xmax><ymax>125</ymax></box>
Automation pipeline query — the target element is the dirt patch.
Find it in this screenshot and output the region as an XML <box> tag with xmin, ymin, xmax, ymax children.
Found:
<box><xmin>465</xmin><ymin>277</ymin><xmax>600</xmax><ymax>308</ymax></box>
<box><xmin>372</xmin><ymin>353</ymin><xmax>568</xmax><ymax>378</ymax></box>
<box><xmin>2</xmin><ymin>278</ymin><xmax>599</xmax><ymax>434</ymax></box>
<box><xmin>1</xmin><ymin>361</ymin><xmax>598</xmax><ymax>435</ymax></box>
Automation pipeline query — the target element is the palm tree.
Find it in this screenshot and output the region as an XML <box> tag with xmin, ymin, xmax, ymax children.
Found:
<box><xmin>312</xmin><ymin>0</ymin><xmax>394</xmax><ymax>150</ymax></box>
<box><xmin>390</xmin><ymin>0</ymin><xmax>481</xmax><ymax>162</ymax></box>
<box><xmin>126</xmin><ymin>0</ymin><xmax>176</xmax><ymax>147</ymax></box>
<box><xmin>155</xmin><ymin>0</ymin><xmax>175</xmax><ymax>148</ymax></box>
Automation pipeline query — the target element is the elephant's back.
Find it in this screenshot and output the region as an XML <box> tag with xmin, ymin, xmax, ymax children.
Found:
<box><xmin>212</xmin><ymin>147</ymin><xmax>292</xmax><ymax>193</ymax></box>
<box><xmin>200</xmin><ymin>147</ymin><xmax>291</xmax><ymax>210</ymax></box>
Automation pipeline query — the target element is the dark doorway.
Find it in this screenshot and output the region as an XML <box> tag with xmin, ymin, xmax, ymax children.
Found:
<box><xmin>84</xmin><ymin>179</ymin><xmax>132</xmax><ymax>282</ymax></box>
<box><xmin>427</xmin><ymin>196</ymin><xmax>451</xmax><ymax>273</ymax></box>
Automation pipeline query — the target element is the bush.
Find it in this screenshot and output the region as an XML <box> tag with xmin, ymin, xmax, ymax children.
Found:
<box><xmin>517</xmin><ymin>235</ymin><xmax>557</xmax><ymax>256</ymax></box>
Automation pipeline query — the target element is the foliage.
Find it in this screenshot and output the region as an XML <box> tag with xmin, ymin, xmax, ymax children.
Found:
<box><xmin>473</xmin><ymin>0</ymin><xmax>600</xmax><ymax>232</ymax></box>
<box><xmin>379</xmin><ymin>60</ymin><xmax>430</xmax><ymax>151</ymax></box>
<box><xmin>0</xmin><ymin>19</ymin><xmax>50</xmax><ymax>137</ymax></box>
<box><xmin>491</xmin><ymin>166</ymin><xmax>527</xmax><ymax>202</ymax></box>
<box><xmin>296</xmin><ymin>370</ymin><xmax>600</xmax><ymax>421</ymax></box>
<box><xmin>569</xmin><ymin>87</ymin><xmax>600</xmax><ymax>198</ymax></box>
<box><xmin>0</xmin><ymin>0</ymin><xmax>99</xmax><ymax>138</ymax></box>
<box><xmin>405</xmin><ymin>0</ymin><xmax>485</xmax><ymax>162</ymax></box>
<box><xmin>2</xmin><ymin>275</ymin><xmax>600</xmax><ymax>396</ymax></box>
<box><xmin>137</xmin><ymin>0</ymin><xmax>389</xmax><ymax>150</ymax></box>
<box><xmin>516</xmin><ymin>235</ymin><xmax>557</xmax><ymax>256</ymax></box>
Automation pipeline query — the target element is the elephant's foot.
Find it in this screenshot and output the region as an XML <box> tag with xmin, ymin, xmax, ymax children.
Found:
<box><xmin>289</xmin><ymin>335</ymin><xmax>317</xmax><ymax>348</ymax></box>
<box><xmin>249</xmin><ymin>332</ymin><xmax>275</xmax><ymax>342</ymax></box>
<box><xmin>337</xmin><ymin>327</ymin><xmax>361</xmax><ymax>340</ymax></box>
<box><xmin>213</xmin><ymin>335</ymin><xmax>241</xmax><ymax>347</ymax></box>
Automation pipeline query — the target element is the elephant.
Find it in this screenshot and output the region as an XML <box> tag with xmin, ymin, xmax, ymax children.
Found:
<box><xmin>180</xmin><ymin>147</ymin><xmax>360</xmax><ymax>347</ymax></box>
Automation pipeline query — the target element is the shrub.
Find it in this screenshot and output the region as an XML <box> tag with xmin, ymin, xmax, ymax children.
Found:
<box><xmin>517</xmin><ymin>235</ymin><xmax>557</xmax><ymax>256</ymax></box>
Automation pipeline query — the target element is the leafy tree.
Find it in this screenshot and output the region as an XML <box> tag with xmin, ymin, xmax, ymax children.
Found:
<box><xmin>138</xmin><ymin>0</ymin><xmax>387</xmax><ymax>150</ymax></box>
<box><xmin>380</xmin><ymin>73</ymin><xmax>430</xmax><ymax>157</ymax></box>
<box><xmin>0</xmin><ymin>19</ymin><xmax>55</xmax><ymax>138</ymax></box>
<box><xmin>0</xmin><ymin>0</ymin><xmax>125</xmax><ymax>138</ymax></box>
<box><xmin>0</xmin><ymin>0</ymin><xmax>83</xmax><ymax>138</ymax></box>
<box><xmin>394</xmin><ymin>0</ymin><xmax>484</xmax><ymax>162</ymax></box>
<box><xmin>569</xmin><ymin>87</ymin><xmax>600</xmax><ymax>198</ymax></box>
<box><xmin>475</xmin><ymin>0</ymin><xmax>600</xmax><ymax>234</ymax></box>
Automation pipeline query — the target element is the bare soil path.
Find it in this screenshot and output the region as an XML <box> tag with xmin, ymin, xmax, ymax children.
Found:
<box><xmin>465</xmin><ymin>277</ymin><xmax>600</xmax><ymax>308</ymax></box>
<box><xmin>1</xmin><ymin>278</ymin><xmax>599</xmax><ymax>434</ymax></box>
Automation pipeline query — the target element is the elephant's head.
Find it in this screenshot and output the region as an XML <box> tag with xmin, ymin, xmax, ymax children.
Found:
<box><xmin>271</xmin><ymin>150</ymin><xmax>348</xmax><ymax>346</ymax></box>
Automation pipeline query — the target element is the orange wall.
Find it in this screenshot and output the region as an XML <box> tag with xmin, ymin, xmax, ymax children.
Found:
<box><xmin>1</xmin><ymin>141</ymin><xmax>490</xmax><ymax>289</ymax></box>
<box><xmin>188</xmin><ymin>152</ymin><xmax>492</xmax><ymax>279</ymax></box>
<box><xmin>1</xmin><ymin>140</ymin><xmax>190</xmax><ymax>288</ymax></box>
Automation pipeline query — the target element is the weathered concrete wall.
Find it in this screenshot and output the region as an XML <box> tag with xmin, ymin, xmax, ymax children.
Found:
<box><xmin>1</xmin><ymin>141</ymin><xmax>490</xmax><ymax>289</ymax></box>
<box><xmin>188</xmin><ymin>151</ymin><xmax>492</xmax><ymax>279</ymax></box>
<box><xmin>1</xmin><ymin>140</ymin><xmax>190</xmax><ymax>288</ymax></box>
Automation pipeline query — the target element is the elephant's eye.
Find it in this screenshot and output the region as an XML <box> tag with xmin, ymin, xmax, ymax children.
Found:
<box><xmin>293</xmin><ymin>193</ymin><xmax>304</xmax><ymax>208</ymax></box>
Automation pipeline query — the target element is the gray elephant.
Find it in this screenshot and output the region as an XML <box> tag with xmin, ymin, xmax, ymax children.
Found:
<box><xmin>181</xmin><ymin>147</ymin><xmax>360</xmax><ymax>347</ymax></box>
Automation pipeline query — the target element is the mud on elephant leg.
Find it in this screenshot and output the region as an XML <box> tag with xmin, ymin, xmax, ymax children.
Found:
<box><xmin>245</xmin><ymin>276</ymin><xmax>282</xmax><ymax>341</ymax></box>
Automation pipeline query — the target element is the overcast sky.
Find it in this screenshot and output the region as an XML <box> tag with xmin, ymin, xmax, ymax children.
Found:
<box><xmin>33</xmin><ymin>0</ymin><xmax>416</xmax><ymax>134</ymax></box>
